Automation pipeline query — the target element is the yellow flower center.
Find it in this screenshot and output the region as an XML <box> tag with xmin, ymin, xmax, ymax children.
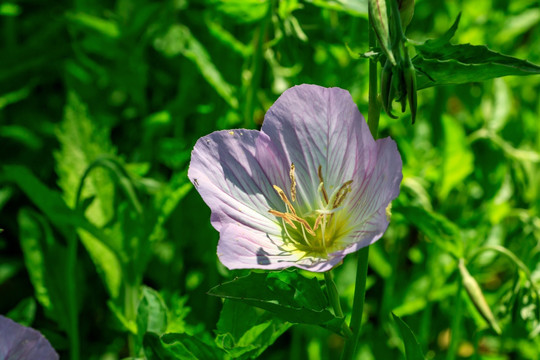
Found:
<box><xmin>269</xmin><ymin>164</ymin><xmax>353</xmax><ymax>257</ymax></box>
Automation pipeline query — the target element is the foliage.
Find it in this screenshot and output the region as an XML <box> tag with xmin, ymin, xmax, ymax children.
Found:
<box><xmin>0</xmin><ymin>0</ymin><xmax>539</xmax><ymax>359</ymax></box>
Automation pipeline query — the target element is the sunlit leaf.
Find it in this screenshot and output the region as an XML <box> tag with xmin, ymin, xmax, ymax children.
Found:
<box><xmin>392</xmin><ymin>313</ymin><xmax>425</xmax><ymax>360</ymax></box>
<box><xmin>413</xmin><ymin>13</ymin><xmax>540</xmax><ymax>89</ymax></box>
<box><xmin>138</xmin><ymin>286</ymin><xmax>169</xmax><ymax>342</ymax></box>
<box><xmin>144</xmin><ymin>332</ymin><xmax>223</xmax><ymax>360</ymax></box>
<box><xmin>208</xmin><ymin>271</ymin><xmax>345</xmax><ymax>334</ymax></box>
<box><xmin>215</xmin><ymin>300</ymin><xmax>291</xmax><ymax>359</ymax></box>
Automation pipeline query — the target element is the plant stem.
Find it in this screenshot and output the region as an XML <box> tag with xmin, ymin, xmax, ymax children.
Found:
<box><xmin>340</xmin><ymin>247</ymin><xmax>369</xmax><ymax>359</ymax></box>
<box><xmin>447</xmin><ymin>278</ymin><xmax>463</xmax><ymax>360</ymax></box>
<box><xmin>66</xmin><ymin>231</ymin><xmax>80</xmax><ymax>360</ymax></box>
<box><xmin>367</xmin><ymin>19</ymin><xmax>381</xmax><ymax>137</ymax></box>
<box><xmin>340</xmin><ymin>12</ymin><xmax>380</xmax><ymax>359</ymax></box>
<box><xmin>125</xmin><ymin>281</ymin><xmax>139</xmax><ymax>356</ymax></box>
<box><xmin>243</xmin><ymin>0</ymin><xmax>271</xmax><ymax>127</ymax></box>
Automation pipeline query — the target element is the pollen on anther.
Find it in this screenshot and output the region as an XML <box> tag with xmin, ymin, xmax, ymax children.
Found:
<box><xmin>290</xmin><ymin>163</ymin><xmax>297</xmax><ymax>202</ymax></box>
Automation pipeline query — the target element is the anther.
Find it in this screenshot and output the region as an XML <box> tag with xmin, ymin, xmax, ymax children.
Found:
<box><xmin>332</xmin><ymin>180</ymin><xmax>353</xmax><ymax>208</ymax></box>
<box><xmin>269</xmin><ymin>210</ymin><xmax>298</xmax><ymax>229</ymax></box>
<box><xmin>273</xmin><ymin>185</ymin><xmax>296</xmax><ymax>215</ymax></box>
<box><xmin>290</xmin><ymin>163</ymin><xmax>297</xmax><ymax>202</ymax></box>
<box><xmin>318</xmin><ymin>165</ymin><xmax>329</xmax><ymax>204</ymax></box>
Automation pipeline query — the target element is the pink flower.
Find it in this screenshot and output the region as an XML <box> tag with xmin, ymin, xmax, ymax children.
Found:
<box><xmin>189</xmin><ymin>85</ymin><xmax>402</xmax><ymax>272</ymax></box>
<box><xmin>0</xmin><ymin>315</ymin><xmax>58</xmax><ymax>359</ymax></box>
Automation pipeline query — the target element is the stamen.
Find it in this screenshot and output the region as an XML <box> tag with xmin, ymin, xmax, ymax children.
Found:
<box><xmin>332</xmin><ymin>180</ymin><xmax>353</xmax><ymax>208</ymax></box>
<box><xmin>273</xmin><ymin>185</ymin><xmax>296</xmax><ymax>215</ymax></box>
<box><xmin>318</xmin><ymin>165</ymin><xmax>329</xmax><ymax>204</ymax></box>
<box><xmin>269</xmin><ymin>209</ymin><xmax>298</xmax><ymax>229</ymax></box>
<box><xmin>289</xmin><ymin>213</ymin><xmax>316</xmax><ymax>236</ymax></box>
<box><xmin>290</xmin><ymin>163</ymin><xmax>297</xmax><ymax>202</ymax></box>
<box><xmin>313</xmin><ymin>213</ymin><xmax>325</xmax><ymax>231</ymax></box>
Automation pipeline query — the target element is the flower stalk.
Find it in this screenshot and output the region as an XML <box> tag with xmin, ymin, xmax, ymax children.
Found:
<box><xmin>340</xmin><ymin>12</ymin><xmax>381</xmax><ymax>359</ymax></box>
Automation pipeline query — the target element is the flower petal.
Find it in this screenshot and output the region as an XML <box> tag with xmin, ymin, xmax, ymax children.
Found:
<box><xmin>188</xmin><ymin>130</ymin><xmax>292</xmax><ymax>264</ymax></box>
<box><xmin>333</xmin><ymin>137</ymin><xmax>403</xmax><ymax>254</ymax></box>
<box><xmin>261</xmin><ymin>84</ymin><xmax>376</xmax><ymax>210</ymax></box>
<box><xmin>0</xmin><ymin>315</ymin><xmax>59</xmax><ymax>360</ymax></box>
<box><xmin>217</xmin><ymin>222</ymin><xmax>302</xmax><ymax>270</ymax></box>
<box><xmin>217</xmin><ymin>222</ymin><xmax>345</xmax><ymax>271</ymax></box>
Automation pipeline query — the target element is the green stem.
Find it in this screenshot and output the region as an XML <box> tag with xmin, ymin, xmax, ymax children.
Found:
<box><xmin>340</xmin><ymin>12</ymin><xmax>380</xmax><ymax>359</ymax></box>
<box><xmin>125</xmin><ymin>281</ymin><xmax>139</xmax><ymax>356</ymax></box>
<box><xmin>367</xmin><ymin>21</ymin><xmax>381</xmax><ymax>137</ymax></box>
<box><xmin>243</xmin><ymin>0</ymin><xmax>271</xmax><ymax>127</ymax></box>
<box><xmin>340</xmin><ymin>247</ymin><xmax>370</xmax><ymax>359</ymax></box>
<box><xmin>66</xmin><ymin>231</ymin><xmax>80</xmax><ymax>360</ymax></box>
<box><xmin>447</xmin><ymin>278</ymin><xmax>463</xmax><ymax>360</ymax></box>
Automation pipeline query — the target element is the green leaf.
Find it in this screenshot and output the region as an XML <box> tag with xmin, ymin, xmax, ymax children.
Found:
<box><xmin>7</xmin><ymin>297</ymin><xmax>36</xmax><ymax>327</ymax></box>
<box><xmin>1</xmin><ymin>165</ymin><xmax>123</xmax><ymax>299</ymax></box>
<box><xmin>18</xmin><ymin>209</ymin><xmax>72</xmax><ymax>331</ymax></box>
<box><xmin>215</xmin><ymin>300</ymin><xmax>291</xmax><ymax>359</ymax></box>
<box><xmin>153</xmin><ymin>25</ymin><xmax>238</xmax><ymax>109</ymax></box>
<box><xmin>392</xmin><ymin>313</ymin><xmax>425</xmax><ymax>360</ymax></box>
<box><xmin>66</xmin><ymin>12</ymin><xmax>120</xmax><ymax>38</ymax></box>
<box><xmin>55</xmin><ymin>92</ymin><xmax>116</xmax><ymax>225</ymax></box>
<box><xmin>211</xmin><ymin>0</ymin><xmax>270</xmax><ymax>24</ymax></box>
<box><xmin>138</xmin><ymin>286</ymin><xmax>169</xmax><ymax>343</ymax></box>
<box><xmin>394</xmin><ymin>206</ymin><xmax>463</xmax><ymax>258</ymax></box>
<box><xmin>54</xmin><ymin>93</ymin><xmax>124</xmax><ymax>299</ymax></box>
<box><xmin>208</xmin><ymin>271</ymin><xmax>344</xmax><ymax>333</ymax></box>
<box><xmin>412</xmin><ymin>13</ymin><xmax>540</xmax><ymax>89</ymax></box>
<box><xmin>439</xmin><ymin>115</ymin><xmax>474</xmax><ymax>199</ymax></box>
<box><xmin>144</xmin><ymin>332</ymin><xmax>223</xmax><ymax>360</ymax></box>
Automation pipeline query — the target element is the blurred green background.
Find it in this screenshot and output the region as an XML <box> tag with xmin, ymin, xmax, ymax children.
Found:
<box><xmin>0</xmin><ymin>0</ymin><xmax>539</xmax><ymax>359</ymax></box>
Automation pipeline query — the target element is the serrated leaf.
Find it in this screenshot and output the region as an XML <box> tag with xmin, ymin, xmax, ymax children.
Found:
<box><xmin>144</xmin><ymin>332</ymin><xmax>223</xmax><ymax>360</ymax></box>
<box><xmin>208</xmin><ymin>271</ymin><xmax>344</xmax><ymax>333</ymax></box>
<box><xmin>55</xmin><ymin>92</ymin><xmax>116</xmax><ymax>225</ymax></box>
<box><xmin>418</xmin><ymin>13</ymin><xmax>461</xmax><ymax>51</ymax></box>
<box><xmin>392</xmin><ymin>313</ymin><xmax>425</xmax><ymax>360</ymax></box>
<box><xmin>414</xmin><ymin>55</ymin><xmax>540</xmax><ymax>89</ymax></box>
<box><xmin>412</xmin><ymin>13</ymin><xmax>540</xmax><ymax>89</ymax></box>
<box><xmin>54</xmin><ymin>93</ymin><xmax>123</xmax><ymax>298</ymax></box>
<box><xmin>215</xmin><ymin>300</ymin><xmax>291</xmax><ymax>359</ymax></box>
<box><xmin>394</xmin><ymin>206</ymin><xmax>463</xmax><ymax>258</ymax></box>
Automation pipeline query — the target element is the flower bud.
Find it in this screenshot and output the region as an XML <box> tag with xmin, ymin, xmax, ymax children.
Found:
<box><xmin>397</xmin><ymin>0</ymin><xmax>415</xmax><ymax>28</ymax></box>
<box><xmin>459</xmin><ymin>259</ymin><xmax>502</xmax><ymax>335</ymax></box>
<box><xmin>380</xmin><ymin>59</ymin><xmax>397</xmax><ymax>118</ymax></box>
<box><xmin>369</xmin><ymin>0</ymin><xmax>396</xmax><ymax>65</ymax></box>
<box><xmin>403</xmin><ymin>61</ymin><xmax>417</xmax><ymax>123</ymax></box>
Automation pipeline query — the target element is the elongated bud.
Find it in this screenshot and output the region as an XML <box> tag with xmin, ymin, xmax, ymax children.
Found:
<box><xmin>459</xmin><ymin>259</ymin><xmax>502</xmax><ymax>335</ymax></box>
<box><xmin>403</xmin><ymin>48</ymin><xmax>417</xmax><ymax>123</ymax></box>
<box><xmin>369</xmin><ymin>0</ymin><xmax>396</xmax><ymax>65</ymax></box>
<box><xmin>381</xmin><ymin>59</ymin><xmax>397</xmax><ymax>118</ymax></box>
<box><xmin>397</xmin><ymin>0</ymin><xmax>415</xmax><ymax>28</ymax></box>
